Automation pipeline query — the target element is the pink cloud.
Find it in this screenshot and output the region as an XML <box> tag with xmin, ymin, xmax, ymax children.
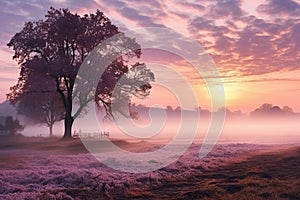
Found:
<box><xmin>257</xmin><ymin>0</ymin><xmax>300</xmax><ymax>17</ymax></box>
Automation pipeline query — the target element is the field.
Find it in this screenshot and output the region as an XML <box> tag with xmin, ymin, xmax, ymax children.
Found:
<box><xmin>0</xmin><ymin>136</ymin><xmax>299</xmax><ymax>200</ymax></box>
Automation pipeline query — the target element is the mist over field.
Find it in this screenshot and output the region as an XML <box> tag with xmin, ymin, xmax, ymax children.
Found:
<box><xmin>18</xmin><ymin>104</ymin><xmax>298</xmax><ymax>144</ymax></box>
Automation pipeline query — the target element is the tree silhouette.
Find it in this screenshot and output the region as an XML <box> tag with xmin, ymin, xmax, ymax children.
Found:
<box><xmin>5</xmin><ymin>116</ymin><xmax>24</xmax><ymax>135</ymax></box>
<box><xmin>17</xmin><ymin>92</ymin><xmax>64</xmax><ymax>136</ymax></box>
<box><xmin>7</xmin><ymin>7</ymin><xmax>153</xmax><ymax>139</ymax></box>
<box><xmin>251</xmin><ymin>103</ymin><xmax>295</xmax><ymax>117</ymax></box>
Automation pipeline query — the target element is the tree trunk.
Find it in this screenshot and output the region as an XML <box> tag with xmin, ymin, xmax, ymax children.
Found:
<box><xmin>63</xmin><ymin>115</ymin><xmax>74</xmax><ymax>139</ymax></box>
<box><xmin>57</xmin><ymin>76</ymin><xmax>75</xmax><ymax>140</ymax></box>
<box><xmin>49</xmin><ymin>124</ymin><xmax>53</xmax><ymax>137</ymax></box>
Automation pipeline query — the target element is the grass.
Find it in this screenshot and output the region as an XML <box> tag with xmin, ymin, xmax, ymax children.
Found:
<box><xmin>123</xmin><ymin>145</ymin><xmax>300</xmax><ymax>200</ymax></box>
<box><xmin>1</xmin><ymin>136</ymin><xmax>299</xmax><ymax>199</ymax></box>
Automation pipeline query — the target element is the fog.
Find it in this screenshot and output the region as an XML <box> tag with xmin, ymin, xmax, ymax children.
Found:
<box><xmin>20</xmin><ymin>107</ymin><xmax>299</xmax><ymax>145</ymax></box>
<box><xmin>95</xmin><ymin>107</ymin><xmax>300</xmax><ymax>144</ymax></box>
<box><xmin>212</xmin><ymin>117</ymin><xmax>300</xmax><ymax>144</ymax></box>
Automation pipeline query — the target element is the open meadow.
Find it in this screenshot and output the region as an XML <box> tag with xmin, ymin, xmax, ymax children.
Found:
<box><xmin>0</xmin><ymin>136</ymin><xmax>299</xmax><ymax>199</ymax></box>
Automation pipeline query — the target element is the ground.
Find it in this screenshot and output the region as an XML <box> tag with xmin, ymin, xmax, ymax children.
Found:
<box><xmin>0</xmin><ymin>136</ymin><xmax>299</xmax><ymax>199</ymax></box>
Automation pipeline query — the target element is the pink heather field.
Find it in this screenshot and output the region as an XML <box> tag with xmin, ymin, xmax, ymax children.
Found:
<box><xmin>0</xmin><ymin>136</ymin><xmax>299</xmax><ymax>200</ymax></box>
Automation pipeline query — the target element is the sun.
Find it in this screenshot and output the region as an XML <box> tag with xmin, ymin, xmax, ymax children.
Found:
<box><xmin>215</xmin><ymin>83</ymin><xmax>242</xmax><ymax>109</ymax></box>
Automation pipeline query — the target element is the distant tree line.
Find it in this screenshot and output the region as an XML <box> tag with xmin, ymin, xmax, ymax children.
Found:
<box><xmin>250</xmin><ymin>103</ymin><xmax>294</xmax><ymax>117</ymax></box>
<box><xmin>130</xmin><ymin>103</ymin><xmax>297</xmax><ymax>118</ymax></box>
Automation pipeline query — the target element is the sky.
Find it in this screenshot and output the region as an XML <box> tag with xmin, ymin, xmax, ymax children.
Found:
<box><xmin>0</xmin><ymin>0</ymin><xmax>300</xmax><ymax>113</ymax></box>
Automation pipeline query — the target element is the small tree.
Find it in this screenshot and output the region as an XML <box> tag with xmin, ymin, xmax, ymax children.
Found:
<box><xmin>5</xmin><ymin>116</ymin><xmax>24</xmax><ymax>135</ymax></box>
<box><xmin>17</xmin><ymin>92</ymin><xmax>64</xmax><ymax>136</ymax></box>
<box><xmin>282</xmin><ymin>106</ymin><xmax>294</xmax><ymax>114</ymax></box>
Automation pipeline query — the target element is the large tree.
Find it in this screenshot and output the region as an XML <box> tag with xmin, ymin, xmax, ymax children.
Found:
<box><xmin>7</xmin><ymin>7</ymin><xmax>154</xmax><ymax>139</ymax></box>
